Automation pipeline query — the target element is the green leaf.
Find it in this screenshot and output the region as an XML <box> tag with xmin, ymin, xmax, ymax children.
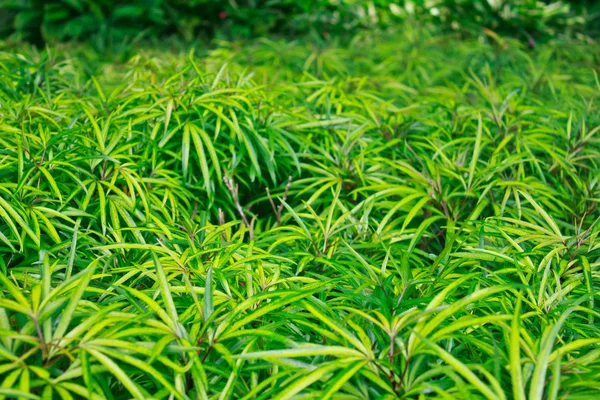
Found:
<box><xmin>419</xmin><ymin>335</ymin><xmax>501</xmax><ymax>400</ymax></box>
<box><xmin>529</xmin><ymin>296</ymin><xmax>588</xmax><ymax>400</ymax></box>
<box><xmin>274</xmin><ymin>362</ymin><xmax>340</xmax><ymax>400</ymax></box>
<box><xmin>85</xmin><ymin>348</ymin><xmax>146</xmax><ymax>400</ymax></box>
<box><xmin>204</xmin><ymin>266</ymin><xmax>214</xmax><ymax>323</ymax></box>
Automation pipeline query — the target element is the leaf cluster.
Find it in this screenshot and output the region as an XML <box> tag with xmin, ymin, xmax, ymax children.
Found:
<box><xmin>0</xmin><ymin>28</ymin><xmax>599</xmax><ymax>398</ymax></box>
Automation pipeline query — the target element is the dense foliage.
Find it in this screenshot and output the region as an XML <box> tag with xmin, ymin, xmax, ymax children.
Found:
<box><xmin>1</xmin><ymin>0</ymin><xmax>598</xmax><ymax>45</ymax></box>
<box><xmin>0</xmin><ymin>25</ymin><xmax>599</xmax><ymax>398</ymax></box>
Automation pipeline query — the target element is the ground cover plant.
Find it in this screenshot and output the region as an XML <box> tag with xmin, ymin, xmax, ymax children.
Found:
<box><xmin>0</xmin><ymin>23</ymin><xmax>600</xmax><ymax>399</ymax></box>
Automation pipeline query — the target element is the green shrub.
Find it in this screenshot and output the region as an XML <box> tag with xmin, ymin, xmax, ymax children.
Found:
<box><xmin>0</xmin><ymin>27</ymin><xmax>599</xmax><ymax>397</ymax></box>
<box><xmin>0</xmin><ymin>0</ymin><xmax>597</xmax><ymax>45</ymax></box>
<box><xmin>428</xmin><ymin>0</ymin><xmax>594</xmax><ymax>38</ymax></box>
<box><xmin>0</xmin><ymin>0</ymin><xmax>393</xmax><ymax>44</ymax></box>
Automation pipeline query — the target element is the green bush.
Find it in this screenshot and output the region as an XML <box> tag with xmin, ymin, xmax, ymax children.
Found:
<box><xmin>0</xmin><ymin>0</ymin><xmax>597</xmax><ymax>45</ymax></box>
<box><xmin>428</xmin><ymin>0</ymin><xmax>596</xmax><ymax>38</ymax></box>
<box><xmin>0</xmin><ymin>0</ymin><xmax>393</xmax><ymax>44</ymax></box>
<box><xmin>0</xmin><ymin>27</ymin><xmax>599</xmax><ymax>398</ymax></box>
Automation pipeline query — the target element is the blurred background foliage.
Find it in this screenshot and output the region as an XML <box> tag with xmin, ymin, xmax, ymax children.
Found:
<box><xmin>0</xmin><ymin>0</ymin><xmax>598</xmax><ymax>47</ymax></box>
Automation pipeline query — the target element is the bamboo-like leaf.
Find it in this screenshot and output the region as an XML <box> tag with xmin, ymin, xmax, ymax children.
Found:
<box><xmin>321</xmin><ymin>360</ymin><xmax>368</xmax><ymax>399</ymax></box>
<box><xmin>419</xmin><ymin>336</ymin><xmax>501</xmax><ymax>400</ymax></box>
<box><xmin>233</xmin><ymin>345</ymin><xmax>365</xmax><ymax>360</ymax></box>
<box><xmin>510</xmin><ymin>298</ymin><xmax>526</xmax><ymax>400</ymax></box>
<box><xmin>468</xmin><ymin>113</ymin><xmax>483</xmax><ymax>190</ymax></box>
<box><xmin>529</xmin><ymin>297</ymin><xmax>588</xmax><ymax>400</ymax></box>
<box><xmin>85</xmin><ymin>348</ymin><xmax>146</xmax><ymax>400</ymax></box>
<box><xmin>273</xmin><ymin>362</ymin><xmax>339</xmax><ymax>400</ymax></box>
<box><xmin>204</xmin><ymin>266</ymin><xmax>214</xmax><ymax>323</ymax></box>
